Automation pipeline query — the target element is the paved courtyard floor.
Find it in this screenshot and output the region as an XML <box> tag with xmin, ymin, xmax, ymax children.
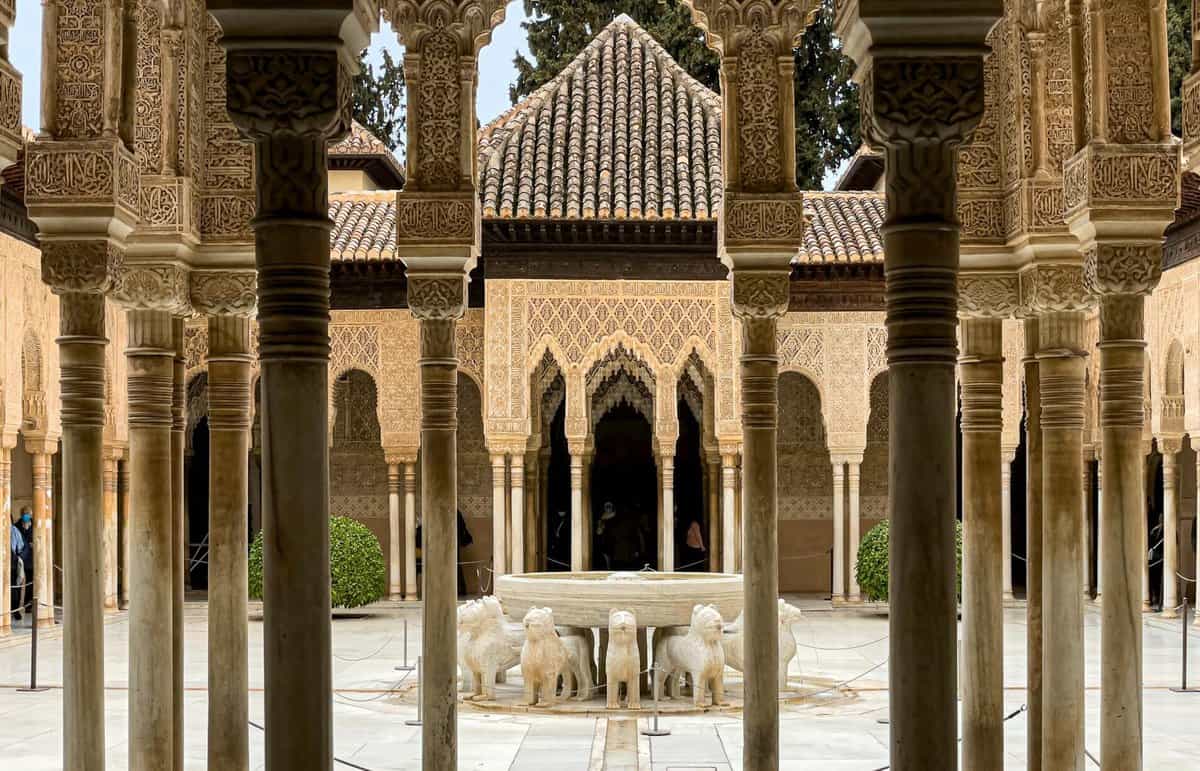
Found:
<box><xmin>1</xmin><ymin>595</ymin><xmax>1198</xmax><ymax>769</ymax></box>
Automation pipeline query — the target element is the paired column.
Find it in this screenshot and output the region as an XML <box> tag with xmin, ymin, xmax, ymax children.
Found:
<box><xmin>1023</xmin><ymin>320</ymin><xmax>1045</xmax><ymax>771</ymax></box>
<box><xmin>510</xmin><ymin>453</ymin><xmax>525</xmax><ymax>573</ymax></box>
<box><xmin>29</xmin><ymin>445</ymin><xmax>55</xmax><ymax>627</ymax></box>
<box><xmin>831</xmin><ymin>459</ymin><xmax>845</xmax><ymax>603</ymax></box>
<box><xmin>707</xmin><ymin>456</ymin><xmax>720</xmax><ymax>572</ymax></box>
<box><xmin>1002</xmin><ymin>450</ymin><xmax>1015</xmax><ymax>601</ymax></box>
<box><xmin>1161</xmin><ymin>440</ymin><xmax>1180</xmax><ymax>617</ymax></box>
<box><xmin>661</xmin><ymin>453</ymin><xmax>674</xmax><ymax>571</ymax></box>
<box><xmin>721</xmin><ymin>452</ymin><xmax>736</xmax><ymax>573</ymax></box>
<box><xmin>388</xmin><ymin>462</ymin><xmax>403</xmax><ymax>598</ymax></box>
<box><xmin>1097</xmin><ymin>461</ymin><xmax>1105</xmax><ymax>604</ymax></box>
<box><xmin>958</xmin><ymin>314</ymin><xmax>1005</xmax><ymax>771</ymax></box>
<box><xmin>404</xmin><ymin>462</ymin><xmax>417</xmax><ymax>601</ymax></box>
<box><xmin>102</xmin><ymin>451</ymin><xmax>119</xmax><ymax>612</ymax></box>
<box><xmin>1081</xmin><ymin>459</ymin><xmax>1091</xmax><ymax>599</ymax></box>
<box><xmin>490</xmin><ymin>454</ymin><xmax>506</xmax><ymax>576</ymax></box>
<box><xmin>125</xmin><ymin>308</ymin><xmax>179</xmax><ymax>771</ymax></box>
<box><xmin>170</xmin><ymin>317</ymin><xmax>186</xmax><ymax>771</ymax></box>
<box><xmin>202</xmin><ymin>310</ymin><xmax>254</xmax><ymax>770</ymax></box>
<box><xmin>118</xmin><ymin>459</ymin><xmax>130</xmax><ymax>609</ymax></box>
<box><xmin>569</xmin><ymin>445</ymin><xmax>584</xmax><ymax>570</ymax></box>
<box><xmin>847</xmin><ymin>460</ymin><xmax>861</xmax><ymax>602</ymax></box>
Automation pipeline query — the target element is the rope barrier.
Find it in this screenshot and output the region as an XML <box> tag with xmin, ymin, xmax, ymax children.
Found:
<box><xmin>248</xmin><ymin>719</ymin><xmax>377</xmax><ymax>770</ymax></box>
<box><xmin>793</xmin><ymin>634</ymin><xmax>888</xmax><ymax>652</ymax></box>
<box><xmin>866</xmin><ymin>703</ymin><xmax>1027</xmax><ymax>770</ymax></box>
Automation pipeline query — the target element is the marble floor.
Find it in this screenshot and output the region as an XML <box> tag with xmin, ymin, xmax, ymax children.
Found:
<box><xmin>0</xmin><ymin>595</ymin><xmax>1198</xmax><ymax>769</ymax></box>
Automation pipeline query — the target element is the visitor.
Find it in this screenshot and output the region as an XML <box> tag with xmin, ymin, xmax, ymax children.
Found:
<box><xmin>15</xmin><ymin>507</ymin><xmax>33</xmax><ymax>616</ymax></box>
<box><xmin>594</xmin><ymin>502</ymin><xmax>618</xmax><ymax>569</ymax></box>
<box><xmin>549</xmin><ymin>509</ymin><xmax>570</xmax><ymax>570</ymax></box>
<box><xmin>683</xmin><ymin>516</ymin><xmax>706</xmax><ymax>571</ymax></box>
<box><xmin>8</xmin><ymin>517</ymin><xmax>23</xmax><ymax>622</ymax></box>
<box><xmin>413</xmin><ymin>509</ymin><xmax>473</xmax><ymax>597</ymax></box>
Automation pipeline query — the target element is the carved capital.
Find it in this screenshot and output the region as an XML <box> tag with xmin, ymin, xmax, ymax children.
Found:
<box><xmin>1083</xmin><ymin>243</ymin><xmax>1162</xmax><ymax>297</ymax></box>
<box><xmin>721</xmin><ymin>192</ymin><xmax>805</xmax><ymax>253</ymax></box>
<box><xmin>730</xmin><ymin>270</ymin><xmax>790</xmax><ymax>320</ymax></box>
<box><xmin>395</xmin><ymin>192</ymin><xmax>477</xmax><ymax>246</ymax></box>
<box><xmin>1159</xmin><ymin>436</ymin><xmax>1183</xmax><ymax>457</ymax></box>
<box><xmin>224</xmin><ymin>49</ymin><xmax>352</xmax><ymax>141</ymax></box>
<box><xmin>1018</xmin><ymin>263</ymin><xmax>1092</xmax><ymax>315</ymax></box>
<box><xmin>41</xmin><ymin>240</ymin><xmax>123</xmax><ymax>295</ymax></box>
<box><xmin>407</xmin><ymin>274</ymin><xmax>467</xmax><ymax>321</ymax></box>
<box><xmin>958</xmin><ymin>273</ymin><xmax>1019</xmax><ymax>318</ymax></box>
<box><xmin>190</xmin><ymin>271</ymin><xmax>257</xmax><ymax>317</ymax></box>
<box><xmin>864</xmin><ymin>57</ymin><xmax>986</xmax><ymax>148</ymax></box>
<box><xmin>112</xmin><ymin>263</ymin><xmax>191</xmax><ymax>314</ymax></box>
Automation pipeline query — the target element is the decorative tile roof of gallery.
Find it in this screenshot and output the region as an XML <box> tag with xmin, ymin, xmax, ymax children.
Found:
<box><xmin>478</xmin><ymin>14</ymin><xmax>723</xmax><ymax>221</ymax></box>
<box><xmin>795</xmin><ymin>192</ymin><xmax>886</xmax><ymax>264</ymax></box>
<box><xmin>329</xmin><ymin>121</ymin><xmax>406</xmax><ymax>189</ymax></box>
<box><xmin>329</xmin><ymin>192</ymin><xmax>396</xmax><ymax>262</ymax></box>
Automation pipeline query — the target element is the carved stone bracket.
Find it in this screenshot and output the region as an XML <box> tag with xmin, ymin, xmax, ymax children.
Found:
<box><xmin>1063</xmin><ymin>143</ymin><xmax>1180</xmax><ymax>223</ymax></box>
<box><xmin>395</xmin><ymin>192</ymin><xmax>478</xmax><ymax>247</ymax></box>
<box><xmin>112</xmin><ymin>263</ymin><xmax>192</xmax><ymax>314</ymax></box>
<box><xmin>721</xmin><ymin>193</ymin><xmax>805</xmax><ymax>256</ymax></box>
<box><xmin>25</xmin><ymin>137</ymin><xmax>140</xmax><ymax>230</ymax></box>
<box><xmin>958</xmin><ymin>272</ymin><xmax>1019</xmax><ymax>318</ymax></box>
<box><xmin>190</xmin><ymin>270</ymin><xmax>257</xmax><ymax>317</ymax></box>
<box><xmin>407</xmin><ymin>274</ymin><xmax>468</xmax><ymax>321</ymax></box>
<box><xmin>1018</xmin><ymin>263</ymin><xmax>1092</xmax><ymax>315</ymax></box>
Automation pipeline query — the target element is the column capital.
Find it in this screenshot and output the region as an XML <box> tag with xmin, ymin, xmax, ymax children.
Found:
<box><xmin>959</xmin><ymin>272</ymin><xmax>1019</xmax><ymax>319</ymax></box>
<box><xmin>112</xmin><ymin>263</ymin><xmax>192</xmax><ymax>315</ymax></box>
<box><xmin>40</xmin><ymin>241</ymin><xmax>124</xmax><ymax>296</ymax></box>
<box><xmin>407</xmin><ymin>273</ymin><xmax>468</xmax><ymax>321</ymax></box>
<box><xmin>221</xmin><ymin>48</ymin><xmax>354</xmax><ymax>141</ymax></box>
<box><xmin>730</xmin><ymin>269</ymin><xmax>790</xmax><ymax>320</ymax></box>
<box><xmin>1158</xmin><ymin>436</ymin><xmax>1183</xmax><ymax>457</ymax></box>
<box><xmin>190</xmin><ymin>271</ymin><xmax>257</xmax><ymax>318</ymax></box>
<box><xmin>1018</xmin><ymin>263</ymin><xmax>1093</xmax><ymax>316</ymax></box>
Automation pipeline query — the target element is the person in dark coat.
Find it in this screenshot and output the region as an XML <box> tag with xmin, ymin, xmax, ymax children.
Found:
<box><xmin>15</xmin><ymin>507</ymin><xmax>33</xmax><ymax>615</ymax></box>
<box><xmin>8</xmin><ymin>518</ymin><xmax>23</xmax><ymax>622</ymax></box>
<box><xmin>415</xmin><ymin>510</ymin><xmax>474</xmax><ymax>597</ymax></box>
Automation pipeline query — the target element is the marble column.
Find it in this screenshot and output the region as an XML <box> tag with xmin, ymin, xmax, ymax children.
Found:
<box><xmin>661</xmin><ymin>453</ymin><xmax>674</xmax><ymax>571</ymax></box>
<box><xmin>958</xmin><ymin>315</ymin><xmax>1004</xmax><ymax>771</ymax></box>
<box><xmin>1024</xmin><ymin>319</ymin><xmax>1044</xmax><ymax>771</ymax></box>
<box><xmin>1081</xmin><ymin>461</ymin><xmax>1091</xmax><ymax>599</ymax></box>
<box><xmin>730</xmin><ymin>272</ymin><xmax>789</xmax><ymax>769</ymax></box>
<box><xmin>404</xmin><ymin>462</ymin><xmax>417</xmax><ymax>601</ymax></box>
<box><xmin>388</xmin><ymin>462</ymin><xmax>402</xmax><ymax>598</ymax></box>
<box><xmin>490</xmin><ymin>454</ymin><xmax>506</xmax><ymax>576</ymax></box>
<box><xmin>102</xmin><ymin>452</ymin><xmax>118</xmax><ymax>612</ymax></box>
<box><xmin>1038</xmin><ymin>309</ymin><xmax>1088</xmax><ymax>770</ymax></box>
<box><xmin>831</xmin><ymin>459</ymin><xmax>845</xmax><ymax>603</ymax></box>
<box><xmin>202</xmin><ymin>310</ymin><xmax>254</xmax><ymax>771</ymax></box>
<box><xmin>734</xmin><ymin>456</ymin><xmax>743</xmax><ymax>572</ymax></box>
<box><xmin>125</xmin><ymin>308</ymin><xmax>178</xmax><ymax>771</ymax></box>
<box><xmin>170</xmin><ymin>317</ymin><xmax>186</xmax><ymax>771</ymax></box>
<box><xmin>721</xmin><ymin>453</ymin><xmax>736</xmax><ymax>573</ymax></box>
<box><xmin>29</xmin><ymin>446</ymin><xmax>55</xmax><ymax>627</ymax></box>
<box><xmin>1195</xmin><ymin>453</ymin><xmax>1200</xmax><ymax>626</ymax></box>
<box><xmin>1002</xmin><ymin>451</ymin><xmax>1015</xmax><ymax>601</ymax></box>
<box><xmin>1097</xmin><ymin>461</ymin><xmax>1105</xmax><ymax>604</ymax></box>
<box><xmin>847</xmin><ymin>460</ymin><xmax>862</xmax><ymax>602</ymax></box>
<box><xmin>570</xmin><ymin>448</ymin><xmax>584</xmax><ymax>570</ymax></box>
<box><xmin>53</xmin><ymin>291</ymin><xmax>110</xmax><ymax>768</ymax></box>
<box><xmin>1161</xmin><ymin>441</ymin><xmax>1180</xmax><ymax>618</ymax></box>
<box><xmin>0</xmin><ymin>441</ymin><xmax>11</xmax><ymax>635</ymax></box>
<box><xmin>217</xmin><ymin>32</ymin><xmax>359</xmax><ymax>766</ymax></box>
<box><xmin>582</xmin><ymin>450</ymin><xmax>593</xmax><ymax>569</ymax></box>
<box><xmin>510</xmin><ymin>453</ymin><xmax>525</xmax><ymax>573</ymax></box>
<box><xmin>119</xmin><ymin>459</ymin><xmax>130</xmax><ymax>609</ymax></box>
<box><xmin>527</xmin><ymin>450</ymin><xmax>541</xmax><ymax>572</ymax></box>
<box><xmin>707</xmin><ymin>457</ymin><xmax>720</xmax><ymax>571</ymax></box>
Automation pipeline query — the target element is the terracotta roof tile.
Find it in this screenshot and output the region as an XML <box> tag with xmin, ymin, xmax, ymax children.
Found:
<box><xmin>329</xmin><ymin>192</ymin><xmax>396</xmax><ymax>262</ymax></box>
<box><xmin>795</xmin><ymin>192</ymin><xmax>886</xmax><ymax>264</ymax></box>
<box><xmin>331</xmin><ymin>121</ymin><xmax>393</xmax><ymax>157</ymax></box>
<box><xmin>478</xmin><ymin>14</ymin><xmax>722</xmax><ymax>221</ymax></box>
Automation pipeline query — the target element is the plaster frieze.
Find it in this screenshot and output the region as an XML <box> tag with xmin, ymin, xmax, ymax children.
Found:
<box><xmin>25</xmin><ymin>137</ymin><xmax>140</xmax><ymax>230</ymax></box>
<box><xmin>1183</xmin><ymin>72</ymin><xmax>1200</xmax><ymax>172</ymax></box>
<box><xmin>395</xmin><ymin>193</ymin><xmax>477</xmax><ymax>246</ymax></box>
<box><xmin>189</xmin><ymin>270</ymin><xmax>257</xmax><ymax>318</ymax></box>
<box><xmin>1064</xmin><ymin>143</ymin><xmax>1179</xmax><ymax>224</ymax></box>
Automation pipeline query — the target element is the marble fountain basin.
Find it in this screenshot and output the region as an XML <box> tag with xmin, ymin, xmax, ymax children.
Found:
<box><xmin>494</xmin><ymin>570</ymin><xmax>743</xmax><ymax>628</ymax></box>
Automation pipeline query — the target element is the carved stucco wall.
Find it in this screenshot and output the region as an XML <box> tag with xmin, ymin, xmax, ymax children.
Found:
<box><xmin>454</xmin><ymin>373</ymin><xmax>493</xmax><ymax>595</ymax></box>
<box><xmin>862</xmin><ymin>371</ymin><xmax>889</xmax><ymax>526</ymax></box>
<box><xmin>330</xmin><ymin>370</ymin><xmax>390</xmax><ymax>572</ymax></box>
<box><xmin>777</xmin><ymin>370</ymin><xmax>832</xmax><ymax>593</ymax></box>
<box><xmin>1148</xmin><ymin>260</ymin><xmax>1200</xmax><ymax>438</ymax></box>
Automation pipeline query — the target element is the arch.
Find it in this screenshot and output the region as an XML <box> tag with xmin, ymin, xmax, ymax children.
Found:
<box><xmin>579</xmin><ymin>330</ymin><xmax>664</xmax><ymax>382</ymax></box>
<box><xmin>777</xmin><ymin>370</ymin><xmax>834</xmax><ymax>593</ymax></box>
<box><xmin>332</xmin><ymin>369</ymin><xmax>382</xmax><ymax>448</ymax></box>
<box><xmin>863</xmin><ymin>370</ymin><xmax>889</xmax><ymax>525</ymax></box>
<box><xmin>454</xmin><ymin>371</ymin><xmax>493</xmax><ymax>593</ymax></box>
<box><xmin>185</xmin><ymin>372</ymin><xmax>209</xmax><ymax>455</ymax></box>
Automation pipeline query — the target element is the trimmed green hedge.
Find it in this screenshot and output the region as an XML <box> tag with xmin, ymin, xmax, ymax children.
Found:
<box><xmin>855</xmin><ymin>519</ymin><xmax>963</xmax><ymax>603</ymax></box>
<box><xmin>249</xmin><ymin>516</ymin><xmax>387</xmax><ymax>609</ymax></box>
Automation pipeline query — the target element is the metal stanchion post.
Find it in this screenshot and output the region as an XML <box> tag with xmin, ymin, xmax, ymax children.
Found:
<box><xmin>1171</xmin><ymin>596</ymin><xmax>1200</xmax><ymax>693</ymax></box>
<box><xmin>17</xmin><ymin>580</ymin><xmax>48</xmax><ymax>693</ymax></box>
<box><xmin>395</xmin><ymin>616</ymin><xmax>414</xmax><ymax>672</ymax></box>
<box><xmin>641</xmin><ymin>664</ymin><xmax>670</xmax><ymax>737</ymax></box>
<box><xmin>404</xmin><ymin>655</ymin><xmax>423</xmax><ymax>726</ymax></box>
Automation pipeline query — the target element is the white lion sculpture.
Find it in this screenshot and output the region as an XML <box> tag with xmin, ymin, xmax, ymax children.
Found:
<box><xmin>653</xmin><ymin>603</ymin><xmax>727</xmax><ymax>707</ymax></box>
<box><xmin>605</xmin><ymin>609</ymin><xmax>641</xmax><ymax>709</ymax></box>
<box><xmin>459</xmin><ymin>596</ymin><xmax>522</xmax><ymax>701</ymax></box>
<box><xmin>520</xmin><ymin>607</ymin><xmax>569</xmax><ymax>706</ymax></box>
<box><xmin>558</xmin><ymin>626</ymin><xmax>595</xmax><ymax>700</ymax></box>
<box><xmin>722</xmin><ymin>598</ymin><xmax>804</xmax><ymax>689</ymax></box>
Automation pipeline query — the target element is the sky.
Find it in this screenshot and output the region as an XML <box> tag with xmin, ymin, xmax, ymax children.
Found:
<box><xmin>9</xmin><ymin>0</ymin><xmax>531</xmax><ymax>138</ymax></box>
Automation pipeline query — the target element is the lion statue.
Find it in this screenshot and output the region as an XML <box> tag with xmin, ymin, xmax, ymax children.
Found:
<box><xmin>652</xmin><ymin>603</ymin><xmax>727</xmax><ymax>707</ymax></box>
<box><xmin>520</xmin><ymin>607</ymin><xmax>569</xmax><ymax>706</ymax></box>
<box><xmin>605</xmin><ymin>609</ymin><xmax>641</xmax><ymax>709</ymax></box>
<box><xmin>722</xmin><ymin>598</ymin><xmax>804</xmax><ymax>689</ymax></box>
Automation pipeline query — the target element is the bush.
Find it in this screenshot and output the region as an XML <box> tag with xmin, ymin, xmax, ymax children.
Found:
<box><xmin>854</xmin><ymin>519</ymin><xmax>963</xmax><ymax>603</ymax></box>
<box><xmin>248</xmin><ymin>516</ymin><xmax>388</xmax><ymax>609</ymax></box>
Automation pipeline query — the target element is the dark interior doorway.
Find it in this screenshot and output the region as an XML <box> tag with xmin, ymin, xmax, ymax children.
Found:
<box><xmin>544</xmin><ymin>401</ymin><xmax>571</xmax><ymax>570</ymax></box>
<box><xmin>187</xmin><ymin>417</ymin><xmax>210</xmax><ymax>590</ymax></box>
<box><xmin>590</xmin><ymin>404</ymin><xmax>657</xmax><ymax>570</ymax></box>
<box><xmin>673</xmin><ymin>398</ymin><xmax>706</xmax><ymax>571</ymax></box>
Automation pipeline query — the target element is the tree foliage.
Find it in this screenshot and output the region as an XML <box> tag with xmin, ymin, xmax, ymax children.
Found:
<box><xmin>1168</xmin><ymin>0</ymin><xmax>1191</xmax><ymax>137</ymax></box>
<box><xmin>510</xmin><ymin>0</ymin><xmax>859</xmax><ymax>189</ymax></box>
<box><xmin>249</xmin><ymin>516</ymin><xmax>388</xmax><ymax>610</ymax></box>
<box><xmin>352</xmin><ymin>48</ymin><xmax>407</xmax><ymax>153</ymax></box>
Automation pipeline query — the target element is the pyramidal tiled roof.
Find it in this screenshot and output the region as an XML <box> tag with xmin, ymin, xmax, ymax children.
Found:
<box><xmin>331</xmin><ymin>121</ymin><xmax>393</xmax><ymax>157</ymax></box>
<box><xmin>796</xmin><ymin>192</ymin><xmax>886</xmax><ymax>264</ymax></box>
<box><xmin>478</xmin><ymin>15</ymin><xmax>723</xmax><ymax>221</ymax></box>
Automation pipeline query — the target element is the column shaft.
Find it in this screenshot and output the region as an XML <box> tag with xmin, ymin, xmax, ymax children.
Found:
<box><xmin>739</xmin><ymin>315</ymin><xmax>780</xmax><ymax>768</ymax></box>
<box><xmin>661</xmin><ymin>454</ymin><xmax>674</xmax><ymax>571</ymax></box>
<box><xmin>126</xmin><ymin>308</ymin><xmax>177</xmax><ymax>771</ymax></box>
<box><xmin>388</xmin><ymin>464</ymin><xmax>402</xmax><ymax>598</ymax></box>
<box><xmin>119</xmin><ymin>460</ymin><xmax>130</xmax><ymax>609</ymax></box>
<box><xmin>1082</xmin><ymin>463</ymin><xmax>1091</xmax><ymax>598</ymax></box>
<box><xmin>707</xmin><ymin>460</ymin><xmax>720</xmax><ymax>572</ymax></box>
<box><xmin>58</xmin><ymin>292</ymin><xmax>108</xmax><ymax>770</ymax></box>
<box><xmin>722</xmin><ymin>456</ymin><xmax>735</xmax><ymax>573</ymax></box>
<box><xmin>405</xmin><ymin>463</ymin><xmax>417</xmax><ymax>601</ymax></box>
<box><xmin>959</xmin><ymin>316</ymin><xmax>1005</xmax><ymax>771</ymax></box>
<box><xmin>30</xmin><ymin>450</ymin><xmax>54</xmax><ymax>627</ymax></box>
<box><xmin>171</xmin><ymin>317</ymin><xmax>186</xmax><ymax>771</ymax></box>
<box><xmin>490</xmin><ymin>455</ymin><xmax>506</xmax><ymax>576</ymax></box>
<box><xmin>102</xmin><ymin>455</ymin><xmax>118</xmax><ymax>611</ymax></box>
<box><xmin>1098</xmin><ymin>295</ymin><xmax>1148</xmax><ymax>768</ymax></box>
<box><xmin>570</xmin><ymin>452</ymin><xmax>583</xmax><ymax>570</ymax></box>
<box><xmin>206</xmin><ymin>314</ymin><xmax>253</xmax><ymax>770</ymax></box>
<box><xmin>1024</xmin><ymin>320</ymin><xmax>1044</xmax><ymax>771</ymax></box>
<box><xmin>418</xmin><ymin>318</ymin><xmax>459</xmax><ymax>768</ymax></box>
<box><xmin>1002</xmin><ymin>457</ymin><xmax>1014</xmax><ymax>600</ymax></box>
<box><xmin>0</xmin><ymin>446</ymin><xmax>10</xmax><ymax>635</ymax></box>
<box><xmin>847</xmin><ymin>462</ymin><xmax>862</xmax><ymax>602</ymax></box>
<box><xmin>1038</xmin><ymin>311</ymin><xmax>1087</xmax><ymax>771</ymax></box>
<box><xmin>831</xmin><ymin>461</ymin><xmax>845</xmax><ymax>602</ymax></box>
<box><xmin>1162</xmin><ymin>449</ymin><xmax>1180</xmax><ymax>616</ymax></box>
<box><xmin>510</xmin><ymin>454</ymin><xmax>525</xmax><ymax>573</ymax></box>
